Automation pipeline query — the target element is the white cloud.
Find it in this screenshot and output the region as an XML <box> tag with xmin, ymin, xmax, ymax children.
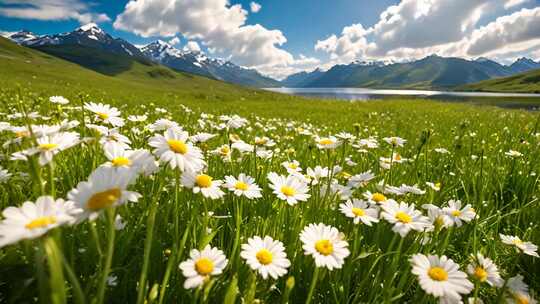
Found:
<box><xmin>114</xmin><ymin>0</ymin><xmax>294</xmax><ymax>69</ymax></box>
<box><xmin>257</xmin><ymin>54</ymin><xmax>321</xmax><ymax>80</ymax></box>
<box><xmin>168</xmin><ymin>36</ymin><xmax>180</xmax><ymax>45</ymax></box>
<box><xmin>250</xmin><ymin>2</ymin><xmax>262</xmax><ymax>13</ymax></box>
<box><xmin>183</xmin><ymin>41</ymin><xmax>201</xmax><ymax>52</ymax></box>
<box><xmin>315</xmin><ymin>0</ymin><xmax>540</xmax><ymax>65</ymax></box>
<box><xmin>0</xmin><ymin>0</ymin><xmax>110</xmax><ymax>24</ymax></box>
<box><xmin>504</xmin><ymin>0</ymin><xmax>530</xmax><ymax>9</ymax></box>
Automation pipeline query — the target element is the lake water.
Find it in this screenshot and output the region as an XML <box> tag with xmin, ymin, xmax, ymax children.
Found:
<box><xmin>264</xmin><ymin>87</ymin><xmax>540</xmax><ymax>110</ymax></box>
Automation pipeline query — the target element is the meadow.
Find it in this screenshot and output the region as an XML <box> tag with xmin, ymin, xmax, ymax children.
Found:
<box><xmin>0</xmin><ymin>37</ymin><xmax>539</xmax><ymax>304</ymax></box>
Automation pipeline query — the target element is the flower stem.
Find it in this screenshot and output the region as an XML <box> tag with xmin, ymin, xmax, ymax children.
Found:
<box><xmin>96</xmin><ymin>208</ymin><xmax>116</xmax><ymax>304</ymax></box>
<box><xmin>305</xmin><ymin>267</ymin><xmax>320</xmax><ymax>304</ymax></box>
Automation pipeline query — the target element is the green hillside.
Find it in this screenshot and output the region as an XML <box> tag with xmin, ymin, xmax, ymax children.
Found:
<box><xmin>459</xmin><ymin>68</ymin><xmax>540</xmax><ymax>93</ymax></box>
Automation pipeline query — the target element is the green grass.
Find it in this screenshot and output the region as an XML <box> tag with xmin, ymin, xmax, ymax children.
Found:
<box><xmin>460</xmin><ymin>68</ymin><xmax>540</xmax><ymax>93</ymax></box>
<box><xmin>0</xmin><ymin>37</ymin><xmax>539</xmax><ymax>304</ymax></box>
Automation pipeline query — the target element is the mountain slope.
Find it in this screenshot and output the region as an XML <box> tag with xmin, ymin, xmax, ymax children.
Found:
<box><xmin>281</xmin><ymin>68</ymin><xmax>325</xmax><ymax>87</ymax></box>
<box><xmin>458</xmin><ymin>68</ymin><xmax>540</xmax><ymax>93</ymax></box>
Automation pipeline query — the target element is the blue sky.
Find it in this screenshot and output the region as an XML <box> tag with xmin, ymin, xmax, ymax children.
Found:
<box><xmin>1</xmin><ymin>0</ymin><xmax>540</xmax><ymax>78</ymax></box>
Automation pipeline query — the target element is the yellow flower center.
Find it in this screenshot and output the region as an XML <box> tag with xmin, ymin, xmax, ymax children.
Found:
<box><xmin>427</xmin><ymin>267</ymin><xmax>448</xmax><ymax>281</ymax></box>
<box><xmin>256</xmin><ymin>249</ymin><xmax>273</xmax><ymax>265</ymax></box>
<box><xmin>513</xmin><ymin>239</ymin><xmax>524</xmax><ymax>246</ymax></box>
<box><xmin>280</xmin><ymin>186</ymin><xmax>296</xmax><ymax>197</ymax></box>
<box><xmin>235</xmin><ymin>181</ymin><xmax>249</xmax><ymax>191</ymax></box>
<box><xmin>352</xmin><ymin>207</ymin><xmax>365</xmax><ymax>217</ymax></box>
<box><xmin>15</xmin><ymin>130</ymin><xmax>29</xmax><ymax>138</ymax></box>
<box><xmin>451</xmin><ymin>210</ymin><xmax>461</xmax><ymax>217</ymax></box>
<box><xmin>39</xmin><ymin>143</ymin><xmax>58</xmax><ymax>150</ymax></box>
<box><xmin>319</xmin><ymin>138</ymin><xmax>333</xmax><ymax>146</ymax></box>
<box><xmin>25</xmin><ymin>216</ymin><xmax>57</xmax><ymax>229</ymax></box>
<box><xmin>474</xmin><ymin>266</ymin><xmax>488</xmax><ymax>282</ymax></box>
<box><xmin>435</xmin><ymin>216</ymin><xmax>445</xmax><ymax>228</ymax></box>
<box><xmin>167</xmin><ymin>139</ymin><xmax>188</xmax><ymax>154</ymax></box>
<box><xmin>86</xmin><ymin>188</ymin><xmax>121</xmax><ymax>210</ymax></box>
<box><xmin>97</xmin><ymin>112</ymin><xmax>109</xmax><ymax>120</ymax></box>
<box><xmin>219</xmin><ymin>146</ymin><xmax>230</xmax><ymax>155</ymax></box>
<box><xmin>515</xmin><ymin>294</ymin><xmax>529</xmax><ymax>304</ymax></box>
<box><xmin>395</xmin><ymin>211</ymin><xmax>412</xmax><ymax>223</ymax></box>
<box><xmin>112</xmin><ymin>157</ymin><xmax>131</xmax><ymax>166</ymax></box>
<box><xmin>288</xmin><ymin>163</ymin><xmax>298</xmax><ymax>169</ymax></box>
<box><xmin>196</xmin><ymin>174</ymin><xmax>213</xmax><ymax>188</ymax></box>
<box><xmin>255</xmin><ymin>138</ymin><xmax>267</xmax><ymax>145</ymax></box>
<box><xmin>394</xmin><ymin>154</ymin><xmax>402</xmax><ymax>161</ymax></box>
<box><xmin>315</xmin><ymin>239</ymin><xmax>334</xmax><ymax>256</ymax></box>
<box><xmin>372</xmin><ymin>193</ymin><xmax>387</xmax><ymax>203</ymax></box>
<box><xmin>195</xmin><ymin>258</ymin><xmax>214</xmax><ymax>275</ymax></box>
<box><xmin>435</xmin><ymin>182</ymin><xmax>441</xmax><ymax>189</ymax></box>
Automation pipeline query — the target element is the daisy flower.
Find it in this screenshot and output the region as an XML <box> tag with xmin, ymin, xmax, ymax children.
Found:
<box><xmin>500</xmin><ymin>234</ymin><xmax>539</xmax><ymax>257</ymax></box>
<box><xmin>211</xmin><ymin>144</ymin><xmax>232</xmax><ymax>162</ymax></box>
<box><xmin>68</xmin><ymin>166</ymin><xmax>141</xmax><ymax>221</ymax></box>
<box><xmin>410</xmin><ymin>254</ymin><xmax>473</xmax><ymax>303</ymax></box>
<box><xmin>383</xmin><ymin>136</ymin><xmax>407</xmax><ymax>147</ymax></box>
<box><xmin>381</xmin><ymin>200</ymin><xmax>432</xmax><ymax>237</ymax></box>
<box><xmin>422</xmin><ymin>204</ymin><xmax>452</xmax><ymax>230</ymax></box>
<box><xmin>147</xmin><ymin>119</ymin><xmax>180</xmax><ymax>132</ymax></box>
<box><xmin>84</xmin><ymin>102</ymin><xmax>124</xmax><ymax>127</ymax></box>
<box><xmin>339</xmin><ymin>199</ymin><xmax>379</xmax><ymax>226</ymax></box>
<box><xmin>148</xmin><ymin>128</ymin><xmax>205</xmax><ymax>172</ymax></box>
<box><xmin>89</xmin><ymin>125</ymin><xmax>132</xmax><ymax>150</ymax></box>
<box><xmin>505</xmin><ymin>275</ymin><xmax>536</xmax><ymax>304</ymax></box>
<box><xmin>315</xmin><ymin>136</ymin><xmax>341</xmax><ymax>149</ymax></box>
<box><xmin>190</xmin><ymin>132</ymin><xmax>216</xmax><ymax>144</ymax></box>
<box><xmin>0</xmin><ymin>167</ymin><xmax>12</xmax><ymax>183</ymax></box>
<box><xmin>49</xmin><ymin>96</ymin><xmax>69</xmax><ymax>105</ymax></box>
<box><xmin>282</xmin><ymin>160</ymin><xmax>302</xmax><ymax>174</ymax></box>
<box><xmin>426</xmin><ymin>182</ymin><xmax>441</xmax><ymax>191</ymax></box>
<box><xmin>181</xmin><ymin>171</ymin><xmax>224</xmax><ymax>200</ymax></box>
<box><xmin>466</xmin><ymin>253</ymin><xmax>503</xmax><ymax>287</ymax></box>
<box><xmin>442</xmin><ymin>200</ymin><xmax>476</xmax><ymax>227</ymax></box>
<box><xmin>300</xmin><ymin>223</ymin><xmax>350</xmax><ymax>270</ymax></box>
<box><xmin>267</xmin><ymin>172</ymin><xmax>310</xmax><ymax>205</ymax></box>
<box><xmin>347</xmin><ymin>170</ymin><xmax>375</xmax><ymax>188</ymax></box>
<box><xmin>363</xmin><ymin>191</ymin><xmax>388</xmax><ymax>205</ymax></box>
<box><xmin>223</xmin><ymin>174</ymin><xmax>262</xmax><ymax>199</ymax></box>
<box><xmin>306</xmin><ymin>166</ymin><xmax>329</xmax><ymax>185</ymax></box>
<box><xmin>102</xmin><ymin>142</ymin><xmax>158</xmax><ymax>177</ymax></box>
<box><xmin>179</xmin><ymin>245</ymin><xmax>228</xmax><ymax>289</ymax></box>
<box><xmin>240</xmin><ymin>236</ymin><xmax>290</xmax><ymax>279</ymax></box>
<box><xmin>505</xmin><ymin>150</ymin><xmax>523</xmax><ymax>158</ymax></box>
<box><xmin>0</xmin><ymin>196</ymin><xmax>75</xmax><ymax>247</ymax></box>
<box><xmin>27</xmin><ymin>132</ymin><xmax>80</xmax><ymax>165</ymax></box>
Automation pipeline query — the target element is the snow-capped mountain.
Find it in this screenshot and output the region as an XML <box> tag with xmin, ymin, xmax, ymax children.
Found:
<box><xmin>6</xmin><ymin>23</ymin><xmax>144</xmax><ymax>58</ymax></box>
<box><xmin>508</xmin><ymin>57</ymin><xmax>540</xmax><ymax>74</ymax></box>
<box><xmin>140</xmin><ymin>40</ymin><xmax>279</xmax><ymax>87</ymax></box>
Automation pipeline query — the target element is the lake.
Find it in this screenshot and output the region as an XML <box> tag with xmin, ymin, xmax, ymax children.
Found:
<box><xmin>264</xmin><ymin>87</ymin><xmax>540</xmax><ymax>110</ymax></box>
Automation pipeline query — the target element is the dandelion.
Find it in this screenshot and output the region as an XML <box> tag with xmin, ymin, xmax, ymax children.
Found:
<box><xmin>381</xmin><ymin>200</ymin><xmax>432</xmax><ymax>237</ymax></box>
<box><xmin>68</xmin><ymin>166</ymin><xmax>141</xmax><ymax>221</ymax></box>
<box><xmin>267</xmin><ymin>172</ymin><xmax>310</xmax><ymax>205</ymax></box>
<box><xmin>181</xmin><ymin>171</ymin><xmax>224</xmax><ymax>200</ymax></box>
<box><xmin>0</xmin><ymin>196</ymin><xmax>75</xmax><ymax>247</ymax></box>
<box><xmin>466</xmin><ymin>253</ymin><xmax>503</xmax><ymax>287</ymax></box>
<box><xmin>148</xmin><ymin>128</ymin><xmax>205</xmax><ymax>172</ymax></box>
<box><xmin>410</xmin><ymin>254</ymin><xmax>473</xmax><ymax>303</ymax></box>
<box><xmin>300</xmin><ymin>223</ymin><xmax>350</xmax><ymax>270</ymax></box>
<box><xmin>240</xmin><ymin>236</ymin><xmax>290</xmax><ymax>279</ymax></box>
<box><xmin>223</xmin><ymin>174</ymin><xmax>262</xmax><ymax>199</ymax></box>
<box><xmin>443</xmin><ymin>200</ymin><xmax>476</xmax><ymax>227</ymax></box>
<box><xmin>179</xmin><ymin>245</ymin><xmax>228</xmax><ymax>289</ymax></box>
<box><xmin>500</xmin><ymin>234</ymin><xmax>539</xmax><ymax>257</ymax></box>
<box><xmin>339</xmin><ymin>199</ymin><xmax>379</xmax><ymax>226</ymax></box>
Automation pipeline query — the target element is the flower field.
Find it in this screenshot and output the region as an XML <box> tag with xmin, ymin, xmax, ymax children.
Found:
<box><xmin>0</xmin><ymin>91</ymin><xmax>538</xmax><ymax>304</ymax></box>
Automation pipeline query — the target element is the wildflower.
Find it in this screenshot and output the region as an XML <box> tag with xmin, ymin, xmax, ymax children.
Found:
<box><xmin>466</xmin><ymin>253</ymin><xmax>503</xmax><ymax>287</ymax></box>
<box><xmin>500</xmin><ymin>234</ymin><xmax>539</xmax><ymax>257</ymax></box>
<box><xmin>0</xmin><ymin>196</ymin><xmax>75</xmax><ymax>247</ymax></box>
<box><xmin>410</xmin><ymin>254</ymin><xmax>473</xmax><ymax>303</ymax></box>
<box><xmin>397</xmin><ymin>184</ymin><xmax>426</xmax><ymax>195</ymax></box>
<box><xmin>223</xmin><ymin>174</ymin><xmax>262</xmax><ymax>199</ymax></box>
<box><xmin>315</xmin><ymin>136</ymin><xmax>341</xmax><ymax>149</ymax></box>
<box><xmin>426</xmin><ymin>182</ymin><xmax>441</xmax><ymax>191</ymax></box>
<box><xmin>179</xmin><ymin>245</ymin><xmax>228</xmax><ymax>289</ymax></box>
<box><xmin>49</xmin><ymin>96</ymin><xmax>69</xmax><ymax>105</ymax></box>
<box><xmin>505</xmin><ymin>275</ymin><xmax>536</xmax><ymax>304</ymax></box>
<box><xmin>282</xmin><ymin>160</ymin><xmax>302</xmax><ymax>173</ymax></box>
<box><xmin>148</xmin><ymin>128</ymin><xmax>205</xmax><ymax>172</ymax></box>
<box><xmin>68</xmin><ymin>166</ymin><xmax>141</xmax><ymax>221</ymax></box>
<box><xmin>443</xmin><ymin>200</ymin><xmax>476</xmax><ymax>227</ymax></box>
<box><xmin>240</xmin><ymin>236</ymin><xmax>290</xmax><ymax>279</ymax></box>
<box><xmin>24</xmin><ymin>132</ymin><xmax>80</xmax><ymax>166</ymax></box>
<box><xmin>306</xmin><ymin>166</ymin><xmax>329</xmax><ymax>185</ymax></box>
<box><xmin>381</xmin><ymin>200</ymin><xmax>432</xmax><ymax>237</ymax></box>
<box><xmin>84</xmin><ymin>102</ymin><xmax>124</xmax><ymax>127</ymax></box>
<box><xmin>422</xmin><ymin>204</ymin><xmax>452</xmax><ymax>230</ymax></box>
<box><xmin>220</xmin><ymin>115</ymin><xmax>248</xmax><ymax>129</ymax></box>
<box><xmin>267</xmin><ymin>172</ymin><xmax>310</xmax><ymax>205</ymax></box>
<box><xmin>363</xmin><ymin>191</ymin><xmax>388</xmax><ymax>205</ymax></box>
<box><xmin>339</xmin><ymin>199</ymin><xmax>379</xmax><ymax>226</ymax></box>
<box><xmin>383</xmin><ymin>136</ymin><xmax>407</xmax><ymax>147</ymax></box>
<box><xmin>181</xmin><ymin>171</ymin><xmax>225</xmax><ymax>200</ymax></box>
<box><xmin>299</xmin><ymin>223</ymin><xmax>350</xmax><ymax>270</ymax></box>
<box><xmin>347</xmin><ymin>171</ymin><xmax>375</xmax><ymax>188</ymax></box>
<box><xmin>434</xmin><ymin>148</ymin><xmax>450</xmax><ymax>154</ymax></box>
<box><xmin>102</xmin><ymin>142</ymin><xmax>158</xmax><ymax>177</ymax></box>
<box><xmin>0</xmin><ymin>167</ymin><xmax>12</xmax><ymax>183</ymax></box>
<box><xmin>148</xmin><ymin>119</ymin><xmax>180</xmax><ymax>132</ymax></box>
<box><xmin>505</xmin><ymin>150</ymin><xmax>523</xmax><ymax>158</ymax></box>
<box><xmin>231</xmin><ymin>140</ymin><xmax>254</xmax><ymax>153</ymax></box>
<box><xmin>127</xmin><ymin>114</ymin><xmax>148</xmax><ymax>122</ymax></box>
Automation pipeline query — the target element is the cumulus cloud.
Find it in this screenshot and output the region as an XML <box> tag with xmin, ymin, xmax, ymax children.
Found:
<box><xmin>0</xmin><ymin>0</ymin><xmax>110</xmax><ymax>24</ymax></box>
<box><xmin>250</xmin><ymin>2</ymin><xmax>262</xmax><ymax>13</ymax></box>
<box><xmin>315</xmin><ymin>0</ymin><xmax>540</xmax><ymax>64</ymax></box>
<box><xmin>183</xmin><ymin>41</ymin><xmax>201</xmax><ymax>52</ymax></box>
<box><xmin>113</xmin><ymin>0</ymin><xmax>294</xmax><ymax>69</ymax></box>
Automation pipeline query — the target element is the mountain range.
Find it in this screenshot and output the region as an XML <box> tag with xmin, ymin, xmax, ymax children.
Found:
<box><xmin>3</xmin><ymin>23</ymin><xmax>540</xmax><ymax>90</ymax></box>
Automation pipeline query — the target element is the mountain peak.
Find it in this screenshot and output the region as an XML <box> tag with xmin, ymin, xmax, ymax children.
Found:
<box><xmin>77</xmin><ymin>23</ymin><xmax>102</xmax><ymax>33</ymax></box>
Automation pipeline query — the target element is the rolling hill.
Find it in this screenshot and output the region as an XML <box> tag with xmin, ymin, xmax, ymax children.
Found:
<box><xmin>459</xmin><ymin>68</ymin><xmax>540</xmax><ymax>93</ymax></box>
